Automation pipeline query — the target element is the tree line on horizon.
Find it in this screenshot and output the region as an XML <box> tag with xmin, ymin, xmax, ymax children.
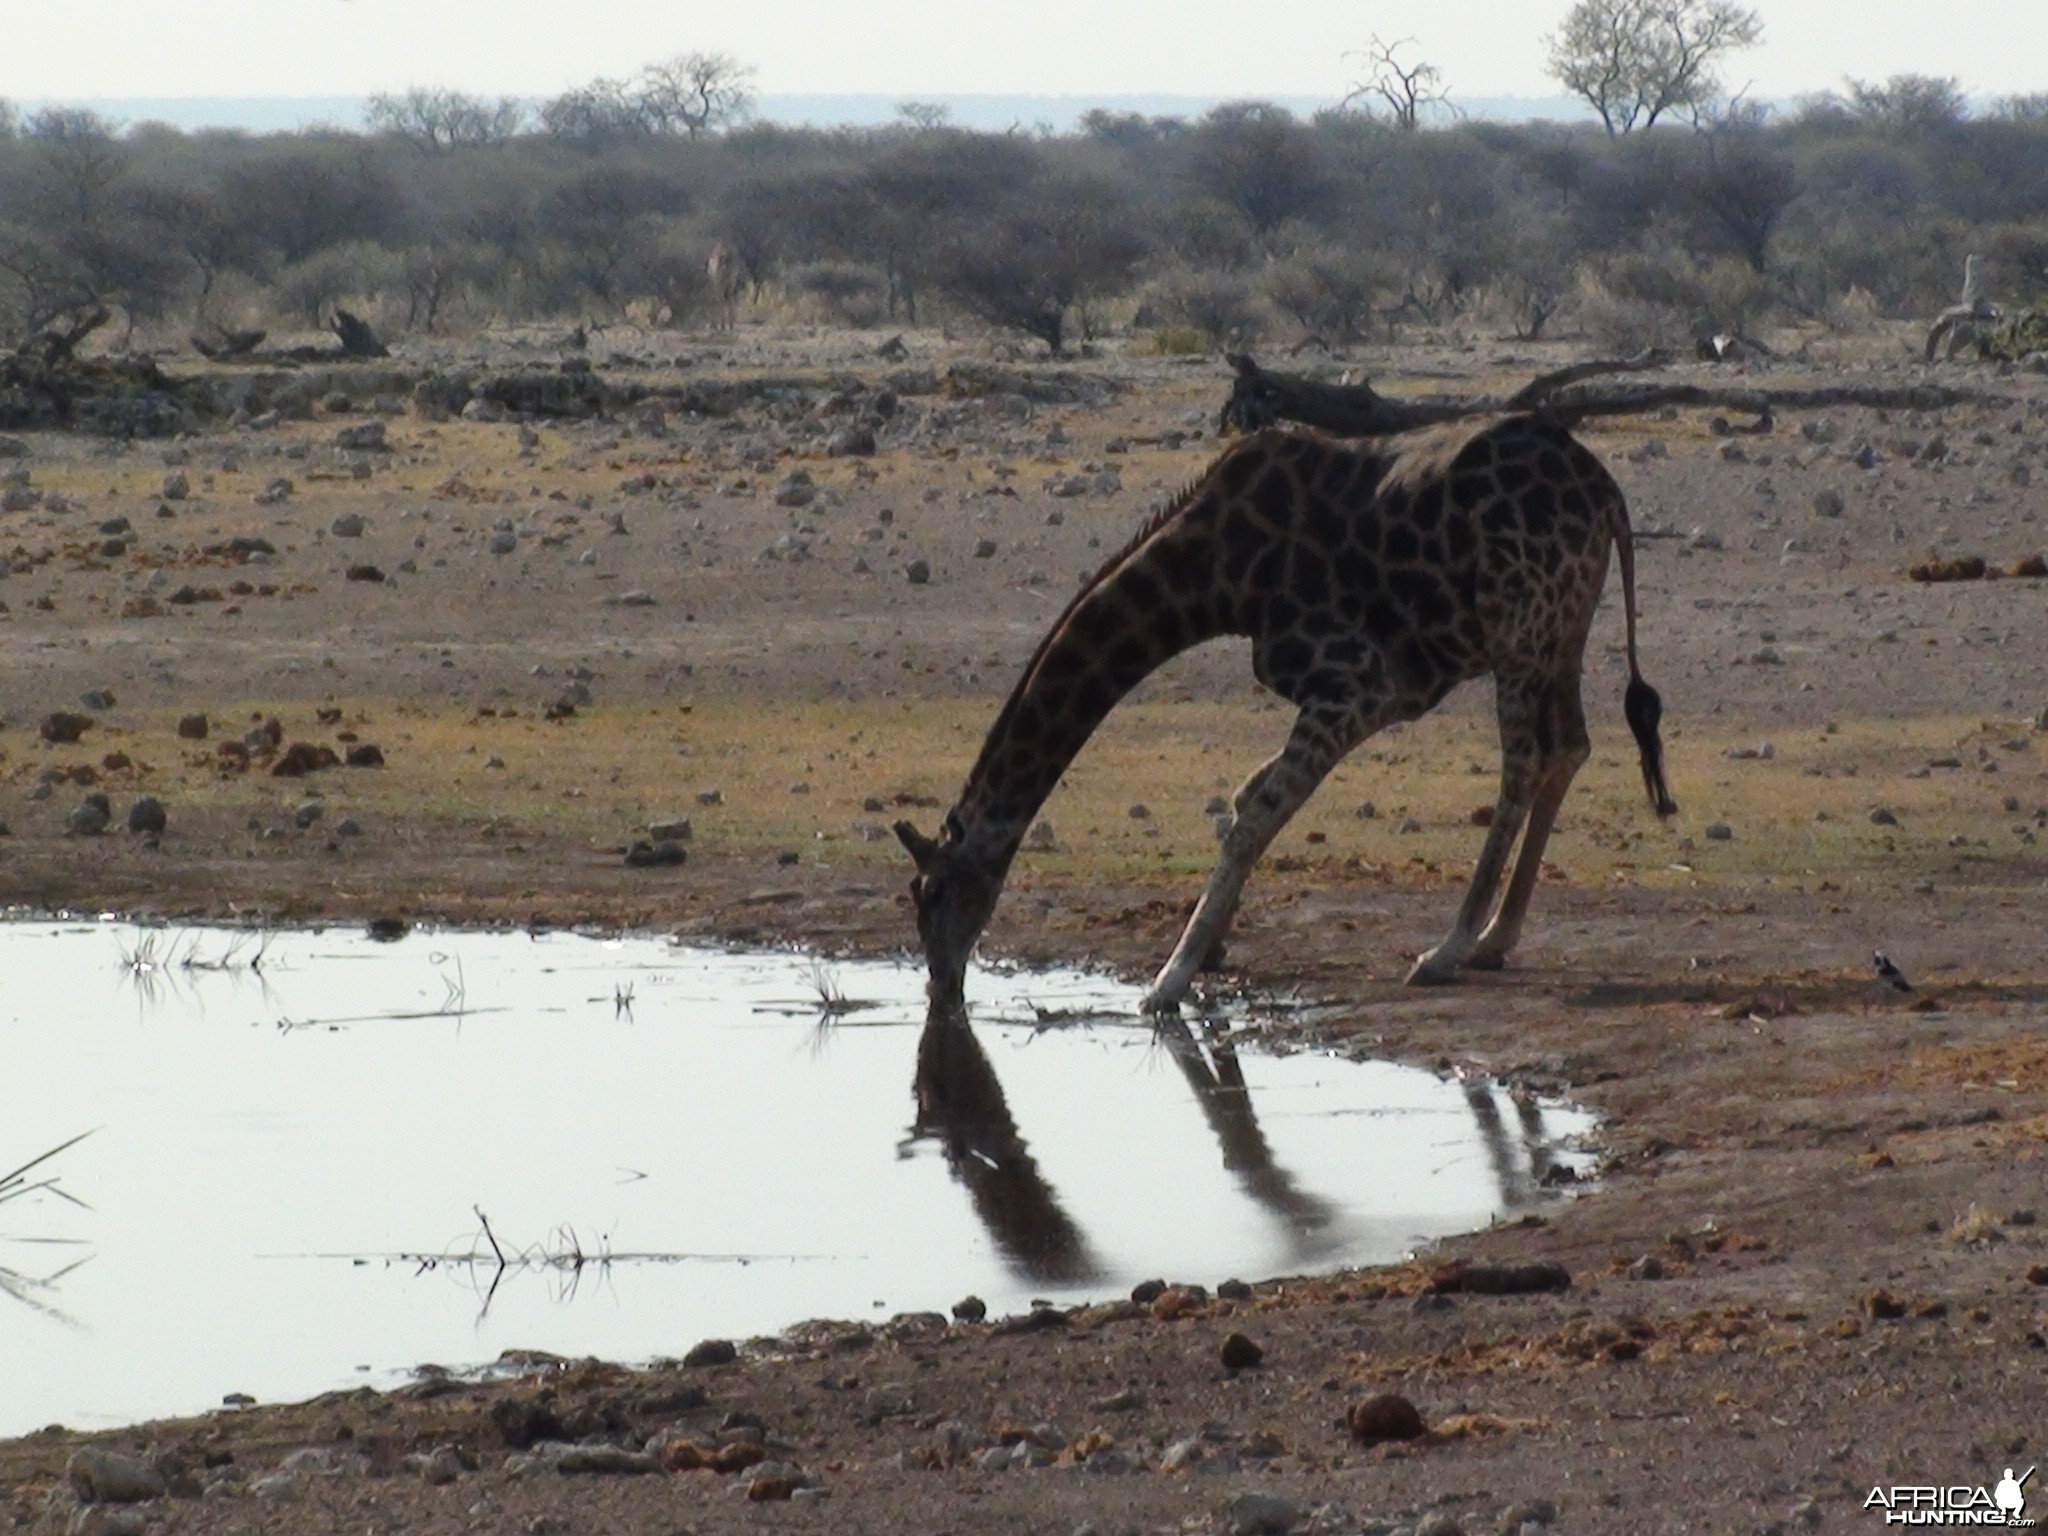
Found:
<box><xmin>1</xmin><ymin>36</ymin><xmax>2046</xmax><ymax>360</ymax></box>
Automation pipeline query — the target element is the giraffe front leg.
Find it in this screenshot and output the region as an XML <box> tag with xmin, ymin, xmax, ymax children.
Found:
<box><xmin>1143</xmin><ymin>712</ymin><xmax>1356</xmax><ymax>1011</ymax></box>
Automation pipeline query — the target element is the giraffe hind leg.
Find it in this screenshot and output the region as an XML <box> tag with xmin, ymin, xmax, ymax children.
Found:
<box><xmin>1143</xmin><ymin>705</ymin><xmax>1371</xmax><ymax>1011</ymax></box>
<box><xmin>1406</xmin><ymin>672</ymin><xmax>1559</xmax><ymax>985</ymax></box>
<box><xmin>1467</xmin><ymin>673</ymin><xmax>1590</xmax><ymax>969</ymax></box>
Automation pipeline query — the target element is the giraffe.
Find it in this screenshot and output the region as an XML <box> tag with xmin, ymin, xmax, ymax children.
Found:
<box><xmin>895</xmin><ymin>412</ymin><xmax>1676</xmax><ymax>1013</ymax></box>
<box><xmin>705</xmin><ymin>241</ymin><xmax>743</xmax><ymax>331</ymax></box>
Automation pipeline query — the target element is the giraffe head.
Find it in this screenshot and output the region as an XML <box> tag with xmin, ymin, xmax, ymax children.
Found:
<box><xmin>895</xmin><ymin>813</ymin><xmax>1003</xmax><ymax>1006</ymax></box>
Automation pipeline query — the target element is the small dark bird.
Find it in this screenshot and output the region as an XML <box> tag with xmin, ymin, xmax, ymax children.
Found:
<box><xmin>1873</xmin><ymin>950</ymin><xmax>1913</xmax><ymax>992</ymax></box>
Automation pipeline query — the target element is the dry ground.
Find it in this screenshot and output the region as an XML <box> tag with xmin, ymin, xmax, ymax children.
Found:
<box><xmin>2</xmin><ymin>322</ymin><xmax>2045</xmax><ymax>1535</ymax></box>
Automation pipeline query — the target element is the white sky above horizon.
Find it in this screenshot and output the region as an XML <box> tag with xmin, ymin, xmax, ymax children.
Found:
<box><xmin>4</xmin><ymin>0</ymin><xmax>2047</xmax><ymax>108</ymax></box>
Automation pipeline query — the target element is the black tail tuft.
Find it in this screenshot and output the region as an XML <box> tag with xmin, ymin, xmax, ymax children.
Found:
<box><xmin>1624</xmin><ymin>676</ymin><xmax>1678</xmax><ymax>818</ymax></box>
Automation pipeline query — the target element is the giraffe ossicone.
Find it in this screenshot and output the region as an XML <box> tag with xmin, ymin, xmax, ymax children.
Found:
<box><xmin>898</xmin><ymin>413</ymin><xmax>1676</xmax><ymax>1012</ymax></box>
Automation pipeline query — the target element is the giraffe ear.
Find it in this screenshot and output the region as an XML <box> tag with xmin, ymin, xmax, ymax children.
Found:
<box><xmin>894</xmin><ymin>819</ymin><xmax>941</xmax><ymax>872</ymax></box>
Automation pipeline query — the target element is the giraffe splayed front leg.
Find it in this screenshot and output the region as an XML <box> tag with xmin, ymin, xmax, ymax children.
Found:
<box><xmin>1143</xmin><ymin>707</ymin><xmax>1374</xmax><ymax>1011</ymax></box>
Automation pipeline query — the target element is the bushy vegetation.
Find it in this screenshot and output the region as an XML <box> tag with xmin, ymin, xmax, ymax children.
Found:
<box><xmin>1</xmin><ymin>73</ymin><xmax>2045</xmax><ymax>354</ymax></box>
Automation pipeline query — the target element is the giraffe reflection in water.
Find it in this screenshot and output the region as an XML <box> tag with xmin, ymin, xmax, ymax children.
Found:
<box><xmin>1148</xmin><ymin>1017</ymin><xmax>1343</xmax><ymax>1267</ymax></box>
<box><xmin>906</xmin><ymin>1004</ymin><xmax>1104</xmax><ymax>1285</ymax></box>
<box><xmin>909</xmin><ymin>1005</ymin><xmax>1584</xmax><ymax>1287</ymax></box>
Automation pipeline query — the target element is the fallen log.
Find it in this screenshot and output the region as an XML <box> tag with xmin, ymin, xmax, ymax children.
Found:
<box><xmin>1218</xmin><ymin>351</ymin><xmax>2019</xmax><ymax>438</ymax></box>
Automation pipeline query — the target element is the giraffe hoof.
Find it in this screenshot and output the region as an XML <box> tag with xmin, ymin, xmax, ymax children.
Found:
<box><xmin>1464</xmin><ymin>951</ymin><xmax>1508</xmax><ymax>972</ymax></box>
<box><xmin>1404</xmin><ymin>953</ymin><xmax>1462</xmax><ymax>986</ymax></box>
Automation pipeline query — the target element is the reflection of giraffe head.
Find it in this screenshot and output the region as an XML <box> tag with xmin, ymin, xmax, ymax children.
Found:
<box><xmin>896</xmin><ymin>815</ymin><xmax>1003</xmax><ymax>1006</ymax></box>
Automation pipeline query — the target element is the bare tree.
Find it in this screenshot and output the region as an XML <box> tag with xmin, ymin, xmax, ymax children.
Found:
<box><xmin>895</xmin><ymin>101</ymin><xmax>952</xmax><ymax>132</ymax></box>
<box><xmin>1342</xmin><ymin>37</ymin><xmax>1455</xmax><ymax>131</ymax></box>
<box><xmin>1545</xmin><ymin>0</ymin><xmax>1762</xmax><ymax>135</ymax></box>
<box><xmin>366</xmin><ymin>88</ymin><xmax>525</xmax><ymax>153</ymax></box>
<box><xmin>635</xmin><ymin>52</ymin><xmax>757</xmax><ymax>137</ymax></box>
<box><xmin>1842</xmin><ymin>75</ymin><xmax>1969</xmax><ymax>132</ymax></box>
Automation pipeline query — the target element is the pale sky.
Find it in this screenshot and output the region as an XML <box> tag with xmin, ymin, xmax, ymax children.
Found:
<box><xmin>4</xmin><ymin>0</ymin><xmax>2047</xmax><ymax>106</ymax></box>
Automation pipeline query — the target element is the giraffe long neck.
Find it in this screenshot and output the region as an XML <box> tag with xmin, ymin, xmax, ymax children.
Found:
<box><xmin>951</xmin><ymin>490</ymin><xmax>1232</xmax><ymax>863</ymax></box>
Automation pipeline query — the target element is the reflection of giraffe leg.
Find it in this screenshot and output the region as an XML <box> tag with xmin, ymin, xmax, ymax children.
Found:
<box><xmin>1469</xmin><ymin>671</ymin><xmax>1589</xmax><ymax>968</ymax></box>
<box><xmin>1144</xmin><ymin>705</ymin><xmax>1374</xmax><ymax>1010</ymax></box>
<box><xmin>1408</xmin><ymin>671</ymin><xmax>1554</xmax><ymax>984</ymax></box>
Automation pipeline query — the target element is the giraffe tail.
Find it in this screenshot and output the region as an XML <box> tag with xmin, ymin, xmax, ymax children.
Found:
<box><xmin>1614</xmin><ymin>507</ymin><xmax>1678</xmax><ymax>819</ymax></box>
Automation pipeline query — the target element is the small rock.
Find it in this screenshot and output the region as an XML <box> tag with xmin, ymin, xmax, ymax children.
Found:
<box><xmin>772</xmin><ymin>471</ymin><xmax>817</xmax><ymax>508</ymax></box>
<box><xmin>330</xmin><ymin>513</ymin><xmax>367</xmax><ymax>538</ymax></box>
<box><xmin>1219</xmin><ymin>1332</ymin><xmax>1264</xmax><ymax>1369</ymax></box>
<box><xmin>1216</xmin><ymin>1278</ymin><xmax>1252</xmax><ymax>1300</ymax></box>
<box><xmin>1627</xmin><ymin>1253</ymin><xmax>1665</xmax><ymax>1280</ymax></box>
<box><xmin>906</xmin><ymin>558</ymin><xmax>931</xmax><ymax>585</ymax></box>
<box><xmin>334</xmin><ymin>421</ymin><xmax>388</xmax><ymax>452</ymax></box>
<box><xmin>1221</xmin><ymin>1490</ymin><xmax>1302</xmax><ymax>1536</ymax></box>
<box><xmin>951</xmin><ymin>1295</ymin><xmax>987</xmax><ymax>1322</ymax></box>
<box><xmin>1811</xmin><ymin>488</ymin><xmax>1844</xmax><ymax>518</ymax></box>
<box><xmin>40</xmin><ymin>711</ymin><xmax>92</xmax><ymax>744</ymax></box>
<box><xmin>1869</xmin><ymin>806</ymin><xmax>1899</xmax><ymax>825</ymax></box>
<box><xmin>489</xmin><ymin>529</ymin><xmax>518</xmax><ymax>555</ymax></box>
<box><xmin>66</xmin><ymin>1447</ymin><xmax>167</xmax><ymax>1504</ymax></box>
<box><xmin>162</xmin><ymin>472</ymin><xmax>190</xmax><ymax>501</ymax></box>
<box><xmin>344</xmin><ymin>743</ymin><xmax>385</xmax><ymax>768</ymax></box>
<box><xmin>176</xmin><ymin>713</ymin><xmax>209</xmax><ymax>740</ymax></box>
<box><xmin>1346</xmin><ymin>1392</ymin><xmax>1427</xmax><ymax>1445</ymax></box>
<box><xmin>683</xmin><ymin>1337</ymin><xmax>737</xmax><ymax>1367</ymax></box>
<box><xmin>126</xmin><ymin>797</ymin><xmax>167</xmax><ymax>836</ymax></box>
<box><xmin>294</xmin><ymin>800</ymin><xmax>324</xmax><ymax>829</ymax></box>
<box><xmin>67</xmin><ymin>793</ymin><xmax>112</xmax><ymax>837</ymax></box>
<box><xmin>826</xmin><ymin>426</ymin><xmax>876</xmax><ymax>457</ymax></box>
<box><xmin>648</xmin><ymin>817</ymin><xmax>693</xmax><ymax>842</ymax></box>
<box><xmin>412</xmin><ymin>1446</ymin><xmax>464</xmax><ymax>1486</ymax></box>
<box><xmin>1704</xmin><ymin>821</ymin><xmax>1734</xmax><ymax>840</ymax></box>
<box><xmin>345</xmin><ymin>563</ymin><xmax>385</xmax><ymax>583</ymax></box>
<box><xmin>624</xmin><ymin>839</ymin><xmax>687</xmax><ymax>868</ymax></box>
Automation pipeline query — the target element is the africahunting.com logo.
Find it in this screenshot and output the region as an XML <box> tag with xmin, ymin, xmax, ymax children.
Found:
<box><xmin>1864</xmin><ymin>1466</ymin><xmax>2035</xmax><ymax>1526</ymax></box>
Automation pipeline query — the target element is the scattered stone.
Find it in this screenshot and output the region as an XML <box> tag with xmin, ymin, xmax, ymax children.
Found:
<box><xmin>772</xmin><ymin>471</ymin><xmax>817</xmax><ymax>508</ymax></box>
<box><xmin>624</xmin><ymin>839</ymin><xmax>687</xmax><ymax>868</ymax></box>
<box><xmin>294</xmin><ymin>800</ymin><xmax>324</xmax><ymax>829</ymax></box>
<box><xmin>344</xmin><ymin>744</ymin><xmax>385</xmax><ymax>768</ymax></box>
<box><xmin>1346</xmin><ymin>1392</ymin><xmax>1427</xmax><ymax>1446</ymax></box>
<box><xmin>489</xmin><ymin>528</ymin><xmax>518</xmax><ymax>555</ymax></box>
<box><xmin>176</xmin><ymin>713</ymin><xmax>209</xmax><ymax>740</ymax></box>
<box><xmin>549</xmin><ymin>1445</ymin><xmax>660</xmax><ymax>1475</ymax></box>
<box><xmin>411</xmin><ymin>1446</ymin><xmax>464</xmax><ymax>1486</ymax></box>
<box><xmin>1216</xmin><ymin>1278</ymin><xmax>1253</xmax><ymax>1300</ymax></box>
<box><xmin>827</xmin><ymin>426</ymin><xmax>876</xmax><ymax>457</ymax></box>
<box><xmin>65</xmin><ymin>1447</ymin><xmax>167</xmax><ymax>1504</ymax></box>
<box><xmin>40</xmin><ymin>711</ymin><xmax>92</xmax><ymax>744</ymax></box>
<box><xmin>346</xmin><ymin>563</ymin><xmax>385</xmax><ymax>583</ymax></box>
<box><xmin>67</xmin><ymin>793</ymin><xmax>112</xmax><ymax>837</ymax></box>
<box><xmin>1627</xmin><ymin>1253</ymin><xmax>1666</xmax><ymax>1281</ymax></box>
<box><xmin>126</xmin><ymin>797</ymin><xmax>166</xmax><ymax>836</ymax></box>
<box><xmin>488</xmin><ymin>1397</ymin><xmax>562</xmax><ymax>1449</ymax></box>
<box><xmin>254</xmin><ymin>477</ymin><xmax>292</xmax><ymax>505</ymax></box>
<box><xmin>162</xmin><ymin>472</ymin><xmax>190</xmax><ymax>501</ymax></box>
<box><xmin>1500</xmin><ymin>1498</ymin><xmax>1558</xmax><ymax>1530</ymax></box>
<box><xmin>1428</xmin><ymin>1259</ymin><xmax>1572</xmax><ymax>1295</ymax></box>
<box><xmin>648</xmin><ymin>817</ymin><xmax>693</xmax><ymax>842</ymax></box>
<box><xmin>605</xmin><ymin>589</ymin><xmax>656</xmax><ymax>606</ymax></box>
<box><xmin>1221</xmin><ymin>1490</ymin><xmax>1303</xmax><ymax>1535</ymax></box>
<box><xmin>271</xmin><ymin>743</ymin><xmax>340</xmax><ymax>777</ymax></box>
<box><xmin>334</xmin><ymin>421</ymin><xmax>388</xmax><ymax>452</ymax></box>
<box><xmin>951</xmin><ymin>1295</ymin><xmax>987</xmax><ymax>1322</ymax></box>
<box><xmin>906</xmin><ymin>558</ymin><xmax>931</xmax><ymax>585</ymax></box>
<box><xmin>1129</xmin><ymin>1278</ymin><xmax>1169</xmax><ymax>1304</ymax></box>
<box><xmin>1811</xmin><ymin>488</ymin><xmax>1844</xmax><ymax>518</ymax></box>
<box><xmin>1704</xmin><ymin>820</ymin><xmax>1734</xmax><ymax>840</ymax></box>
<box><xmin>1869</xmin><ymin>806</ymin><xmax>1899</xmax><ymax>826</ymax></box>
<box><xmin>683</xmin><ymin>1337</ymin><xmax>737</xmax><ymax>1367</ymax></box>
<box><xmin>330</xmin><ymin>513</ymin><xmax>367</xmax><ymax>537</ymax></box>
<box><xmin>1219</xmin><ymin>1332</ymin><xmax>1264</xmax><ymax>1370</ymax></box>
<box><xmin>973</xmin><ymin>538</ymin><xmax>997</xmax><ymax>558</ymax></box>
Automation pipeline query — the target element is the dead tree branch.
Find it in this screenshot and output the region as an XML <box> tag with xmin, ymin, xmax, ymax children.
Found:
<box><xmin>1219</xmin><ymin>350</ymin><xmax>2017</xmax><ymax>438</ymax></box>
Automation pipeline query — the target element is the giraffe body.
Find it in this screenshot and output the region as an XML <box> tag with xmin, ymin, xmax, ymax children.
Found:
<box><xmin>896</xmin><ymin>413</ymin><xmax>1675</xmax><ymax>1011</ymax></box>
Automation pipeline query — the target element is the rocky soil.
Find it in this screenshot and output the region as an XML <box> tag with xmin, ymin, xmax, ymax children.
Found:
<box><xmin>2</xmin><ymin>321</ymin><xmax>2045</xmax><ymax>1535</ymax></box>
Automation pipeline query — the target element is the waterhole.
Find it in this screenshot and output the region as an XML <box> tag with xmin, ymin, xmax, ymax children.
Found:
<box><xmin>0</xmin><ymin>921</ymin><xmax>1593</xmax><ymax>1435</ymax></box>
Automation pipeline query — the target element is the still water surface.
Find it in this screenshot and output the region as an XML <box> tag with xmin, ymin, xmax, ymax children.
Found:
<box><xmin>0</xmin><ymin>922</ymin><xmax>1592</xmax><ymax>1436</ymax></box>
